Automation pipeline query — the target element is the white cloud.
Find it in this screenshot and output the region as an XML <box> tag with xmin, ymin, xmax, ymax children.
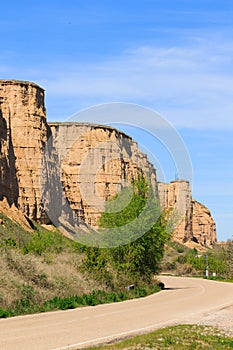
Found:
<box><xmin>39</xmin><ymin>34</ymin><xmax>233</xmax><ymax>129</ymax></box>
<box><xmin>1</xmin><ymin>30</ymin><xmax>233</xmax><ymax>129</ymax></box>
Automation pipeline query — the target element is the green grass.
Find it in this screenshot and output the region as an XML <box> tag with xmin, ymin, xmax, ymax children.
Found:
<box><xmin>205</xmin><ymin>276</ymin><xmax>233</xmax><ymax>283</ymax></box>
<box><xmin>0</xmin><ymin>212</ymin><xmax>164</xmax><ymax>318</ymax></box>
<box><xmin>0</xmin><ymin>283</ymin><xmax>161</xmax><ymax>318</ymax></box>
<box><xmin>1</xmin><ymin>211</ymin><xmax>231</xmax><ymax>320</ymax></box>
<box><xmin>161</xmin><ymin>240</ymin><xmax>233</xmax><ymax>279</ymax></box>
<box><xmin>86</xmin><ymin>325</ymin><xmax>233</xmax><ymax>349</ymax></box>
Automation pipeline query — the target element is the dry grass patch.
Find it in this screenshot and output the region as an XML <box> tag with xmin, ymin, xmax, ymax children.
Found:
<box><xmin>0</xmin><ymin>247</ymin><xmax>106</xmax><ymax>310</ymax></box>
<box><xmin>87</xmin><ymin>325</ymin><xmax>233</xmax><ymax>349</ymax></box>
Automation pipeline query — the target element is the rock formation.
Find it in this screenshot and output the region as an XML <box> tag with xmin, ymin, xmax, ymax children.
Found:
<box><xmin>0</xmin><ymin>79</ymin><xmax>217</xmax><ymax>246</ymax></box>
<box><xmin>158</xmin><ymin>180</ymin><xmax>217</xmax><ymax>246</ymax></box>
<box><xmin>47</xmin><ymin>122</ymin><xmax>157</xmax><ymax>227</ymax></box>
<box><xmin>0</xmin><ymin>80</ymin><xmax>157</xmax><ymax>228</ymax></box>
<box><xmin>191</xmin><ymin>200</ymin><xmax>217</xmax><ymax>246</ymax></box>
<box><xmin>0</xmin><ymin>80</ymin><xmax>48</xmax><ymax>221</ymax></box>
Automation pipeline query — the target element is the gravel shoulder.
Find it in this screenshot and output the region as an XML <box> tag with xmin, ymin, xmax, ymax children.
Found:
<box><xmin>197</xmin><ymin>304</ymin><xmax>233</xmax><ymax>337</ymax></box>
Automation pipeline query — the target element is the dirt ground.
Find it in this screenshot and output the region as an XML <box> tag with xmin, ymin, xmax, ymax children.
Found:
<box><xmin>197</xmin><ymin>304</ymin><xmax>233</xmax><ymax>337</ymax></box>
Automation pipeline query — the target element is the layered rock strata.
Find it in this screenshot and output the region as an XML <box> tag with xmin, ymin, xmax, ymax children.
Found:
<box><xmin>158</xmin><ymin>180</ymin><xmax>217</xmax><ymax>246</ymax></box>
<box><xmin>0</xmin><ymin>79</ymin><xmax>217</xmax><ymax>246</ymax></box>
<box><xmin>191</xmin><ymin>200</ymin><xmax>217</xmax><ymax>246</ymax></box>
<box><xmin>0</xmin><ymin>80</ymin><xmax>157</xmax><ymax>227</ymax></box>
<box><xmin>48</xmin><ymin>122</ymin><xmax>157</xmax><ymax>227</ymax></box>
<box><xmin>0</xmin><ymin>80</ymin><xmax>48</xmax><ymax>221</ymax></box>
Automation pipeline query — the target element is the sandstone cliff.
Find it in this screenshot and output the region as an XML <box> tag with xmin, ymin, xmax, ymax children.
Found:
<box><xmin>48</xmin><ymin>122</ymin><xmax>157</xmax><ymax>227</ymax></box>
<box><xmin>0</xmin><ymin>80</ymin><xmax>157</xmax><ymax>229</ymax></box>
<box><xmin>158</xmin><ymin>180</ymin><xmax>217</xmax><ymax>247</ymax></box>
<box><xmin>0</xmin><ymin>79</ymin><xmax>217</xmax><ymax>246</ymax></box>
<box><xmin>191</xmin><ymin>200</ymin><xmax>217</xmax><ymax>246</ymax></box>
<box><xmin>0</xmin><ymin>80</ymin><xmax>48</xmax><ymax>222</ymax></box>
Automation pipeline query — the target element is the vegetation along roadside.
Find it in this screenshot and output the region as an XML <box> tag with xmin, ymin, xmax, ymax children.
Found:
<box><xmin>86</xmin><ymin>325</ymin><xmax>233</xmax><ymax>350</ymax></box>
<box><xmin>0</xmin><ymin>177</ymin><xmax>169</xmax><ymax>318</ymax></box>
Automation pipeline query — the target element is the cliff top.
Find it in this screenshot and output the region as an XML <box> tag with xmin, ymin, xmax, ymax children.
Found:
<box><xmin>158</xmin><ymin>179</ymin><xmax>190</xmax><ymax>184</ymax></box>
<box><xmin>48</xmin><ymin>122</ymin><xmax>133</xmax><ymax>141</ymax></box>
<box><xmin>0</xmin><ymin>79</ymin><xmax>44</xmax><ymax>91</ymax></box>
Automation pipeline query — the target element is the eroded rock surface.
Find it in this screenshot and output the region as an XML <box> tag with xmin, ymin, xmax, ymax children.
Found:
<box><xmin>48</xmin><ymin>122</ymin><xmax>157</xmax><ymax>227</ymax></box>
<box><xmin>158</xmin><ymin>180</ymin><xmax>217</xmax><ymax>246</ymax></box>
<box><xmin>0</xmin><ymin>80</ymin><xmax>217</xmax><ymax>246</ymax></box>
<box><xmin>0</xmin><ymin>80</ymin><xmax>48</xmax><ymax>221</ymax></box>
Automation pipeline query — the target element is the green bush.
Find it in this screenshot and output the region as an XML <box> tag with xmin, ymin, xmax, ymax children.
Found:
<box><xmin>185</xmin><ymin>248</ymin><xmax>230</xmax><ymax>276</ymax></box>
<box><xmin>0</xmin><ymin>283</ymin><xmax>162</xmax><ymax>318</ymax></box>
<box><xmin>165</xmin><ymin>261</ymin><xmax>177</xmax><ymax>270</ymax></box>
<box><xmin>177</xmin><ymin>246</ymin><xmax>185</xmax><ymax>254</ymax></box>
<box><xmin>43</xmin><ymin>284</ymin><xmax>161</xmax><ymax>312</ymax></box>
<box><xmin>0</xmin><ymin>307</ymin><xmax>12</xmax><ymax>318</ymax></box>
<box><xmin>177</xmin><ymin>255</ymin><xmax>187</xmax><ymax>264</ymax></box>
<box><xmin>3</xmin><ymin>237</ymin><xmax>17</xmax><ymax>248</ymax></box>
<box><xmin>99</xmin><ymin>177</ymin><xmax>171</xmax><ymax>282</ymax></box>
<box><xmin>22</xmin><ymin>228</ymin><xmax>68</xmax><ymax>256</ymax></box>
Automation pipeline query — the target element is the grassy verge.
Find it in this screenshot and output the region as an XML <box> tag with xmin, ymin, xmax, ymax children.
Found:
<box><xmin>161</xmin><ymin>274</ymin><xmax>233</xmax><ymax>283</ymax></box>
<box><xmin>205</xmin><ymin>276</ymin><xmax>233</xmax><ymax>283</ymax></box>
<box><xmin>0</xmin><ymin>283</ymin><xmax>161</xmax><ymax>318</ymax></box>
<box><xmin>0</xmin><ymin>211</ymin><xmax>166</xmax><ymax>318</ymax></box>
<box><xmin>161</xmin><ymin>240</ymin><xmax>233</xmax><ymax>279</ymax></box>
<box><xmin>86</xmin><ymin>325</ymin><xmax>233</xmax><ymax>349</ymax></box>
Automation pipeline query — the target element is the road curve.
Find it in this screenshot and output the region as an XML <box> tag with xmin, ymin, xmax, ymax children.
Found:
<box><xmin>0</xmin><ymin>276</ymin><xmax>232</xmax><ymax>350</ymax></box>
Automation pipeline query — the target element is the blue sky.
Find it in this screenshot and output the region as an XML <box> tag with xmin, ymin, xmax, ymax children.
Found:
<box><xmin>1</xmin><ymin>0</ymin><xmax>233</xmax><ymax>241</ymax></box>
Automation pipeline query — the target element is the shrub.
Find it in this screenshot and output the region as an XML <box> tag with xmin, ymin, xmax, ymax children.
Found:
<box><xmin>22</xmin><ymin>229</ymin><xmax>68</xmax><ymax>256</ymax></box>
<box><xmin>99</xmin><ymin>177</ymin><xmax>171</xmax><ymax>282</ymax></box>
<box><xmin>177</xmin><ymin>255</ymin><xmax>187</xmax><ymax>264</ymax></box>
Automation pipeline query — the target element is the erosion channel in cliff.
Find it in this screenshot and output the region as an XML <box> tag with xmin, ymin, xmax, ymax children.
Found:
<box><xmin>0</xmin><ymin>80</ymin><xmax>217</xmax><ymax>247</ymax></box>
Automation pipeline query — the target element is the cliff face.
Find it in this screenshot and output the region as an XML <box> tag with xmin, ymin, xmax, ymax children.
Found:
<box><xmin>0</xmin><ymin>80</ymin><xmax>157</xmax><ymax>228</ymax></box>
<box><xmin>191</xmin><ymin>200</ymin><xmax>217</xmax><ymax>246</ymax></box>
<box><xmin>158</xmin><ymin>180</ymin><xmax>217</xmax><ymax>247</ymax></box>
<box><xmin>0</xmin><ymin>98</ymin><xmax>18</xmax><ymax>206</ymax></box>
<box><xmin>0</xmin><ymin>80</ymin><xmax>48</xmax><ymax>221</ymax></box>
<box><xmin>0</xmin><ymin>80</ymin><xmax>217</xmax><ymax>246</ymax></box>
<box><xmin>48</xmin><ymin>122</ymin><xmax>157</xmax><ymax>227</ymax></box>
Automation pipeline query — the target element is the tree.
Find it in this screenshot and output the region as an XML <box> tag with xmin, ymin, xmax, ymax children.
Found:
<box><xmin>99</xmin><ymin>176</ymin><xmax>171</xmax><ymax>282</ymax></box>
<box><xmin>226</xmin><ymin>236</ymin><xmax>233</xmax><ymax>278</ymax></box>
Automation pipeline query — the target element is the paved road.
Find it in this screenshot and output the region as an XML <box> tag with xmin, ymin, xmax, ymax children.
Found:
<box><xmin>0</xmin><ymin>276</ymin><xmax>233</xmax><ymax>350</ymax></box>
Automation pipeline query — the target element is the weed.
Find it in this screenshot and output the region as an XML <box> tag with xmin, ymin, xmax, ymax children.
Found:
<box><xmin>87</xmin><ymin>325</ymin><xmax>233</xmax><ymax>349</ymax></box>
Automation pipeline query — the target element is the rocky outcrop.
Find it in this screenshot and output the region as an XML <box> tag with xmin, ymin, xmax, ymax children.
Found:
<box><xmin>0</xmin><ymin>97</ymin><xmax>19</xmax><ymax>206</ymax></box>
<box><xmin>0</xmin><ymin>79</ymin><xmax>217</xmax><ymax>246</ymax></box>
<box><xmin>0</xmin><ymin>80</ymin><xmax>157</xmax><ymax>228</ymax></box>
<box><xmin>0</xmin><ymin>80</ymin><xmax>48</xmax><ymax>221</ymax></box>
<box><xmin>48</xmin><ymin>122</ymin><xmax>157</xmax><ymax>227</ymax></box>
<box><xmin>0</xmin><ymin>198</ymin><xmax>32</xmax><ymax>230</ymax></box>
<box><xmin>158</xmin><ymin>180</ymin><xmax>217</xmax><ymax>247</ymax></box>
<box><xmin>191</xmin><ymin>200</ymin><xmax>217</xmax><ymax>246</ymax></box>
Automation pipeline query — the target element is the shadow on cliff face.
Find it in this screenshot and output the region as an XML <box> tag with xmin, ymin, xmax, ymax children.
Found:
<box><xmin>0</xmin><ymin>106</ymin><xmax>19</xmax><ymax>207</ymax></box>
<box><xmin>41</xmin><ymin>126</ymin><xmax>77</xmax><ymax>227</ymax></box>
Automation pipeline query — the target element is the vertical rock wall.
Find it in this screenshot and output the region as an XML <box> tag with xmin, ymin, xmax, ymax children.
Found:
<box><xmin>158</xmin><ymin>180</ymin><xmax>193</xmax><ymax>242</ymax></box>
<box><xmin>158</xmin><ymin>180</ymin><xmax>217</xmax><ymax>246</ymax></box>
<box><xmin>0</xmin><ymin>98</ymin><xmax>19</xmax><ymax>205</ymax></box>
<box><xmin>191</xmin><ymin>200</ymin><xmax>217</xmax><ymax>246</ymax></box>
<box><xmin>0</xmin><ymin>79</ymin><xmax>217</xmax><ymax>246</ymax></box>
<box><xmin>48</xmin><ymin>122</ymin><xmax>157</xmax><ymax>227</ymax></box>
<box><xmin>0</xmin><ymin>80</ymin><xmax>48</xmax><ymax>220</ymax></box>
